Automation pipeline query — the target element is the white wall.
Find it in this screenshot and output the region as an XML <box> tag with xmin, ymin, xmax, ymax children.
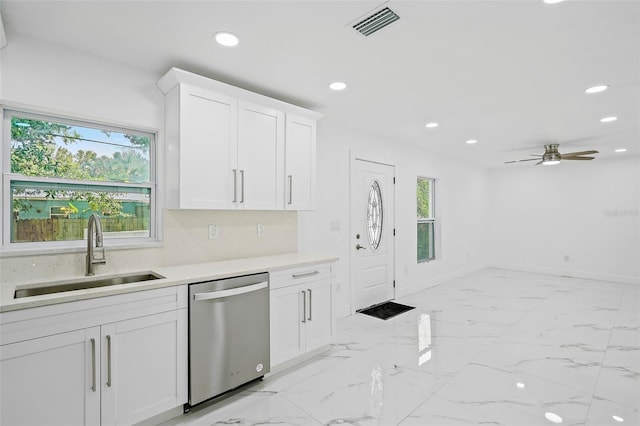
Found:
<box><xmin>488</xmin><ymin>156</ymin><xmax>640</xmax><ymax>284</ymax></box>
<box><xmin>1</xmin><ymin>35</ymin><xmax>162</xmax><ymax>130</ymax></box>
<box><xmin>298</xmin><ymin>121</ymin><xmax>490</xmax><ymax>318</ymax></box>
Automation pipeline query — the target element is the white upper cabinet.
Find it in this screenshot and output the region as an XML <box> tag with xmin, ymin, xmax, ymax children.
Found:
<box><xmin>159</xmin><ymin>68</ymin><xmax>320</xmax><ymax>211</ymax></box>
<box><xmin>237</xmin><ymin>101</ymin><xmax>285</xmax><ymax>210</ymax></box>
<box><xmin>285</xmin><ymin>114</ymin><xmax>316</xmax><ymax>211</ymax></box>
<box><xmin>173</xmin><ymin>86</ymin><xmax>238</xmax><ymax>209</ymax></box>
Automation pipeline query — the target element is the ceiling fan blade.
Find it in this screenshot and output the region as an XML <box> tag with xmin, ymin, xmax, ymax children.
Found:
<box><xmin>562</xmin><ymin>156</ymin><xmax>595</xmax><ymax>160</ymax></box>
<box><xmin>505</xmin><ymin>158</ymin><xmax>540</xmax><ymax>164</ymax></box>
<box><xmin>562</xmin><ymin>150</ymin><xmax>599</xmax><ymax>157</ymax></box>
<box><xmin>535</xmin><ymin>160</ymin><xmax>543</xmax><ymax>165</ymax></box>
<box><xmin>529</xmin><ymin>154</ymin><xmax>543</xmax><ymax>157</ymax></box>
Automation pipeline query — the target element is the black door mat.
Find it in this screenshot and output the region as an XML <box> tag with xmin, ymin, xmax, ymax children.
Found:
<box><xmin>357</xmin><ymin>301</ymin><xmax>415</xmax><ymax>320</ymax></box>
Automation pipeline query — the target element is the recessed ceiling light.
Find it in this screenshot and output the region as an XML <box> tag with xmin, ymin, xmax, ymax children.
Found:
<box><xmin>544</xmin><ymin>412</ymin><xmax>564</xmax><ymax>424</ymax></box>
<box><xmin>585</xmin><ymin>85</ymin><xmax>609</xmax><ymax>94</ymax></box>
<box><xmin>600</xmin><ymin>116</ymin><xmax>618</xmax><ymax>123</ymax></box>
<box><xmin>516</xmin><ymin>382</ymin><xmax>525</xmax><ymax>389</ymax></box>
<box><xmin>612</xmin><ymin>415</ymin><xmax>624</xmax><ymax>423</ymax></box>
<box><xmin>425</xmin><ymin>122</ymin><xmax>439</xmax><ymax>128</ymax></box>
<box><xmin>466</xmin><ymin>139</ymin><xmax>478</xmax><ymax>144</ymax></box>
<box><xmin>543</xmin><ymin>0</ymin><xmax>565</xmax><ymax>4</ymax></box>
<box><xmin>214</xmin><ymin>32</ymin><xmax>239</xmax><ymax>47</ymax></box>
<box><xmin>329</xmin><ymin>81</ymin><xmax>347</xmax><ymax>91</ymax></box>
<box><xmin>615</xmin><ymin>148</ymin><xmax>627</xmax><ymax>153</ymax></box>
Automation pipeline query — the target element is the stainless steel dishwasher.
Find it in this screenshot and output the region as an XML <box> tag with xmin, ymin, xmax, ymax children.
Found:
<box><xmin>186</xmin><ymin>272</ymin><xmax>270</xmax><ymax>410</ymax></box>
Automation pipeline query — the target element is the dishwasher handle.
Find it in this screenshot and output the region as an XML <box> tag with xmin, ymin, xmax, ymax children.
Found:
<box><xmin>193</xmin><ymin>281</ymin><xmax>268</xmax><ymax>301</ymax></box>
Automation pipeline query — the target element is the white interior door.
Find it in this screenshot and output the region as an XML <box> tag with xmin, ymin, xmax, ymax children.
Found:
<box><xmin>350</xmin><ymin>157</ymin><xmax>395</xmax><ymax>312</ymax></box>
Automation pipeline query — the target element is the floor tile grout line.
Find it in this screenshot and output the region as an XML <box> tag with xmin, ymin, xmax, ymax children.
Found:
<box><xmin>582</xmin><ymin>283</ymin><xmax>629</xmax><ymax>423</ymax></box>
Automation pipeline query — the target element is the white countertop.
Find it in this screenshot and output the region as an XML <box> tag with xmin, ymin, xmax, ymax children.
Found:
<box><xmin>0</xmin><ymin>253</ymin><xmax>337</xmax><ymax>313</ymax></box>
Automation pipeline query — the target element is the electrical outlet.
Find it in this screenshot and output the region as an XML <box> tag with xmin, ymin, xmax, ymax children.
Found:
<box><xmin>257</xmin><ymin>224</ymin><xmax>265</xmax><ymax>237</ymax></box>
<box><xmin>208</xmin><ymin>225</ymin><xmax>218</xmax><ymax>239</ymax></box>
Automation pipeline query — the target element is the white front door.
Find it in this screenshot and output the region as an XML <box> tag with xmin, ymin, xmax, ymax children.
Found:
<box><xmin>350</xmin><ymin>157</ymin><xmax>395</xmax><ymax>312</ymax></box>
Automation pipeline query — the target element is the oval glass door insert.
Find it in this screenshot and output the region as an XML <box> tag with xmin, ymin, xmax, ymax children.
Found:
<box><xmin>367</xmin><ymin>180</ymin><xmax>383</xmax><ymax>250</ymax></box>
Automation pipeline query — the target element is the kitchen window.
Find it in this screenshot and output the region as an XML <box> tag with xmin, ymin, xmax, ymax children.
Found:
<box><xmin>2</xmin><ymin>109</ymin><xmax>157</xmax><ymax>249</ymax></box>
<box><xmin>417</xmin><ymin>177</ymin><xmax>435</xmax><ymax>263</ymax></box>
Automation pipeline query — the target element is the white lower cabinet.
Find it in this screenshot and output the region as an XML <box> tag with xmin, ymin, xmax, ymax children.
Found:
<box><xmin>0</xmin><ymin>328</ymin><xmax>101</xmax><ymax>426</ymax></box>
<box><xmin>0</xmin><ymin>287</ymin><xmax>187</xmax><ymax>426</ymax></box>
<box><xmin>269</xmin><ymin>263</ymin><xmax>333</xmax><ymax>368</ymax></box>
<box><xmin>101</xmin><ymin>310</ymin><xmax>186</xmax><ymax>425</ymax></box>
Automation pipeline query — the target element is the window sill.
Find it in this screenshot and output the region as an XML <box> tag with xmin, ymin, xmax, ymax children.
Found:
<box><xmin>0</xmin><ymin>239</ymin><xmax>163</xmax><ymax>258</ymax></box>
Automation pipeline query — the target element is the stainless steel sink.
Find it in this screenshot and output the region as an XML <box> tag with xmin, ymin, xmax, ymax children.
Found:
<box><xmin>14</xmin><ymin>272</ymin><xmax>165</xmax><ymax>299</ymax></box>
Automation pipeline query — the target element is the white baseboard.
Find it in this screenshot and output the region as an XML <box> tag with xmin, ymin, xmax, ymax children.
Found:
<box><xmin>490</xmin><ymin>263</ymin><xmax>640</xmax><ymax>286</ymax></box>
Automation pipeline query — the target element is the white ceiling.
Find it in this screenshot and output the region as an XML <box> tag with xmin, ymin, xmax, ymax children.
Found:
<box><xmin>2</xmin><ymin>0</ymin><xmax>639</xmax><ymax>168</ymax></box>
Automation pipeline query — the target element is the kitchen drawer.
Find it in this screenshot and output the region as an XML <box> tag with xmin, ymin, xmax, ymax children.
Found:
<box><xmin>269</xmin><ymin>263</ymin><xmax>332</xmax><ymax>290</ymax></box>
<box><xmin>0</xmin><ymin>285</ymin><xmax>188</xmax><ymax>346</ymax></box>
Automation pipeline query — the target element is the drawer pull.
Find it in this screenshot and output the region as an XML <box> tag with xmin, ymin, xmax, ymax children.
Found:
<box><xmin>292</xmin><ymin>271</ymin><xmax>319</xmax><ymax>279</ymax></box>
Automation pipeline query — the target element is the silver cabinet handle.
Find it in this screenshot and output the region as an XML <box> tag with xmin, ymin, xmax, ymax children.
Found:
<box><xmin>288</xmin><ymin>175</ymin><xmax>293</xmax><ymax>205</ymax></box>
<box><xmin>292</xmin><ymin>271</ymin><xmax>319</xmax><ymax>279</ymax></box>
<box><xmin>232</xmin><ymin>169</ymin><xmax>237</xmax><ymax>203</ymax></box>
<box><xmin>90</xmin><ymin>338</ymin><xmax>96</xmax><ymax>392</ymax></box>
<box><xmin>240</xmin><ymin>170</ymin><xmax>245</xmax><ymax>203</ymax></box>
<box><xmin>106</xmin><ymin>335</ymin><xmax>112</xmax><ymax>387</ymax></box>
<box><xmin>301</xmin><ymin>290</ymin><xmax>306</xmax><ymax>323</ymax></box>
<box><xmin>308</xmin><ymin>289</ymin><xmax>312</xmax><ymax>321</ymax></box>
<box><xmin>194</xmin><ymin>281</ymin><xmax>268</xmax><ymax>301</ymax></box>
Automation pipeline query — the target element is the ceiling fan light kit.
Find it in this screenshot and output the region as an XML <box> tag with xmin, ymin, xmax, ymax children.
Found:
<box><xmin>506</xmin><ymin>143</ymin><xmax>599</xmax><ymax>166</ymax></box>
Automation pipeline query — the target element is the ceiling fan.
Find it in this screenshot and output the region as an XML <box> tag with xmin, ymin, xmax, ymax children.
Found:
<box><xmin>505</xmin><ymin>144</ymin><xmax>598</xmax><ymax>166</ymax></box>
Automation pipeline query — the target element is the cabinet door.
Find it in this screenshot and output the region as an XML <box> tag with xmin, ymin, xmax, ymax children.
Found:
<box><xmin>180</xmin><ymin>87</ymin><xmax>238</xmax><ymax>209</ymax></box>
<box><xmin>0</xmin><ymin>328</ymin><xmax>101</xmax><ymax>426</ymax></box>
<box><xmin>270</xmin><ymin>285</ymin><xmax>304</xmax><ymax>367</ymax></box>
<box><xmin>101</xmin><ymin>310</ymin><xmax>187</xmax><ymax>426</ymax></box>
<box><xmin>237</xmin><ymin>101</ymin><xmax>285</xmax><ymax>210</ymax></box>
<box><xmin>285</xmin><ymin>114</ymin><xmax>316</xmax><ymax>210</ymax></box>
<box><xmin>303</xmin><ymin>280</ymin><xmax>332</xmax><ymax>352</ymax></box>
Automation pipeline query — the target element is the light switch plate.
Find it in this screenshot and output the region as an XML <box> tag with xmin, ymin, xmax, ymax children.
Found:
<box><xmin>257</xmin><ymin>224</ymin><xmax>265</xmax><ymax>237</ymax></box>
<box><xmin>208</xmin><ymin>224</ymin><xmax>218</xmax><ymax>239</ymax></box>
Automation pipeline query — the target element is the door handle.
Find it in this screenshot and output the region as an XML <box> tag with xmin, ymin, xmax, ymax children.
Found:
<box><xmin>232</xmin><ymin>169</ymin><xmax>237</xmax><ymax>203</ymax></box>
<box><xmin>301</xmin><ymin>290</ymin><xmax>307</xmax><ymax>323</ymax></box>
<box><xmin>106</xmin><ymin>335</ymin><xmax>112</xmax><ymax>387</ymax></box>
<box><xmin>240</xmin><ymin>170</ymin><xmax>245</xmax><ymax>203</ymax></box>
<box><xmin>308</xmin><ymin>289</ymin><xmax>312</xmax><ymax>321</ymax></box>
<box><xmin>288</xmin><ymin>175</ymin><xmax>293</xmax><ymax>205</ymax></box>
<box><xmin>356</xmin><ymin>244</ymin><xmax>367</xmax><ymax>250</ymax></box>
<box><xmin>90</xmin><ymin>338</ymin><xmax>96</xmax><ymax>392</ymax></box>
<box><xmin>193</xmin><ymin>281</ymin><xmax>268</xmax><ymax>301</ymax></box>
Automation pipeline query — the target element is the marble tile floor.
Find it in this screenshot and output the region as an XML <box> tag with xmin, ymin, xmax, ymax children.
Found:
<box><xmin>162</xmin><ymin>269</ymin><xmax>639</xmax><ymax>426</ymax></box>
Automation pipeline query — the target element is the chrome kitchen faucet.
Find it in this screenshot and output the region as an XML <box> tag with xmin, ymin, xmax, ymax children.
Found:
<box><xmin>86</xmin><ymin>213</ymin><xmax>106</xmax><ymax>276</ymax></box>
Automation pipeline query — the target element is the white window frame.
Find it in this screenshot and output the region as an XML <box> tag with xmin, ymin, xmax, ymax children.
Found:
<box><xmin>417</xmin><ymin>176</ymin><xmax>436</xmax><ymax>263</ymax></box>
<box><xmin>1</xmin><ymin>107</ymin><xmax>160</xmax><ymax>253</ymax></box>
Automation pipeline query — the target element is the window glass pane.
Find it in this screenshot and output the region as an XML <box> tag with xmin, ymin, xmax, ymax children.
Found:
<box><xmin>417</xmin><ymin>178</ymin><xmax>431</xmax><ymax>218</ymax></box>
<box><xmin>417</xmin><ymin>221</ymin><xmax>435</xmax><ymax>262</ymax></box>
<box><xmin>10</xmin><ymin>180</ymin><xmax>151</xmax><ymax>243</ymax></box>
<box><xmin>10</xmin><ymin>115</ymin><xmax>151</xmax><ymax>183</ymax></box>
<box><xmin>367</xmin><ymin>180</ymin><xmax>383</xmax><ymax>250</ymax></box>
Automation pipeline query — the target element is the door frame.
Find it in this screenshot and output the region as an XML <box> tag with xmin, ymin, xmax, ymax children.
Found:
<box><xmin>349</xmin><ymin>152</ymin><xmax>396</xmax><ymax>315</ymax></box>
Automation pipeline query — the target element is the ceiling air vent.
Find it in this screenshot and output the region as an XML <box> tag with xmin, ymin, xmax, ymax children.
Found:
<box><xmin>353</xmin><ymin>6</ymin><xmax>400</xmax><ymax>37</ymax></box>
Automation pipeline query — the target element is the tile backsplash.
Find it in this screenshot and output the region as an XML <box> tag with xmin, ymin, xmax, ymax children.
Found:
<box><xmin>0</xmin><ymin>210</ymin><xmax>297</xmax><ymax>285</ymax></box>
